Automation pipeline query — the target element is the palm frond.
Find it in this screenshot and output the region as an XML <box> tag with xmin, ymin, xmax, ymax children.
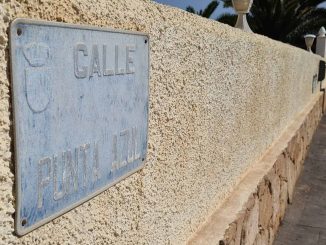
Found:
<box><xmin>202</xmin><ymin>1</ymin><xmax>219</xmax><ymax>18</ymax></box>
<box><xmin>220</xmin><ymin>0</ymin><xmax>233</xmax><ymax>8</ymax></box>
<box><xmin>217</xmin><ymin>13</ymin><xmax>237</xmax><ymax>26</ymax></box>
<box><xmin>219</xmin><ymin>0</ymin><xmax>326</xmax><ymax>49</ymax></box>
<box><xmin>186</xmin><ymin>1</ymin><xmax>219</xmax><ymax>18</ymax></box>
<box><xmin>186</xmin><ymin>6</ymin><xmax>196</xmax><ymax>14</ymax></box>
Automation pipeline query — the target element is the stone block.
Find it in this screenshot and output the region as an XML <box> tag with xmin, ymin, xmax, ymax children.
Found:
<box><xmin>293</xmin><ymin>137</ymin><xmax>303</xmax><ymax>166</ymax></box>
<box><xmin>233</xmin><ymin>213</ymin><xmax>245</xmax><ymax>245</ymax></box>
<box><xmin>287</xmin><ymin>134</ymin><xmax>298</xmax><ymax>162</ymax></box>
<box><xmin>275</xmin><ymin>153</ymin><xmax>286</xmax><ymax>180</ymax></box>
<box><xmin>268</xmin><ymin>227</ymin><xmax>275</xmax><ymax>245</ymax></box>
<box><xmin>254</xmin><ymin>229</ymin><xmax>269</xmax><ymax>245</ymax></box>
<box><xmin>241</xmin><ymin>196</ymin><xmax>259</xmax><ymax>245</ymax></box>
<box><xmin>258</xmin><ymin>179</ymin><xmax>273</xmax><ymax>230</ymax></box>
<box><xmin>224</xmin><ymin>222</ymin><xmax>237</xmax><ymax>245</ymax></box>
<box><xmin>224</xmin><ymin>211</ymin><xmax>245</xmax><ymax>245</ymax></box>
<box><xmin>266</xmin><ymin>168</ymin><xmax>281</xmax><ymax>228</ymax></box>
<box><xmin>279</xmin><ymin>179</ymin><xmax>288</xmax><ymax>220</ymax></box>
<box><xmin>286</xmin><ymin>156</ymin><xmax>296</xmax><ymax>204</ymax></box>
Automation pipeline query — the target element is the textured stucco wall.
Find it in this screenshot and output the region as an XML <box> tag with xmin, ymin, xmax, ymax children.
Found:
<box><xmin>190</xmin><ymin>94</ymin><xmax>324</xmax><ymax>245</ymax></box>
<box><xmin>0</xmin><ymin>0</ymin><xmax>323</xmax><ymax>244</ymax></box>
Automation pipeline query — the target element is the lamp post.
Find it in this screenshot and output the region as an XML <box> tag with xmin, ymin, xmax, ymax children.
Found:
<box><xmin>232</xmin><ymin>0</ymin><xmax>253</xmax><ymax>32</ymax></box>
<box><xmin>304</xmin><ymin>34</ymin><xmax>316</xmax><ymax>53</ymax></box>
<box><xmin>316</xmin><ymin>27</ymin><xmax>326</xmax><ymax>57</ymax></box>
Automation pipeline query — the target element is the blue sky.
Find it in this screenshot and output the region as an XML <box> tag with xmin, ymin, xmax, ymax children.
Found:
<box><xmin>154</xmin><ymin>0</ymin><xmax>326</xmax><ymax>19</ymax></box>
<box><xmin>154</xmin><ymin>0</ymin><xmax>234</xmax><ymax>19</ymax></box>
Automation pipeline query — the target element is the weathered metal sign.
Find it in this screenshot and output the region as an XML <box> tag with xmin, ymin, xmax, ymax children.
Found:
<box><xmin>10</xmin><ymin>19</ymin><xmax>149</xmax><ymax>235</ymax></box>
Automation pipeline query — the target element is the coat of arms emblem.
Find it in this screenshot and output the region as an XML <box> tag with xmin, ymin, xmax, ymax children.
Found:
<box><xmin>23</xmin><ymin>42</ymin><xmax>51</xmax><ymax>113</ymax></box>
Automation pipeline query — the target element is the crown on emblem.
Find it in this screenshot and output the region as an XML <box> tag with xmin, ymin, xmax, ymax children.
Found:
<box><xmin>23</xmin><ymin>42</ymin><xmax>50</xmax><ymax>67</ymax></box>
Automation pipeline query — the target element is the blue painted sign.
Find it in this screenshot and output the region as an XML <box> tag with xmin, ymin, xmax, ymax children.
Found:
<box><xmin>10</xmin><ymin>19</ymin><xmax>149</xmax><ymax>235</ymax></box>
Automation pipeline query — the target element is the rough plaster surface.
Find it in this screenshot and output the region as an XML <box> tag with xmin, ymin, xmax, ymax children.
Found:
<box><xmin>0</xmin><ymin>0</ymin><xmax>323</xmax><ymax>244</ymax></box>
<box><xmin>189</xmin><ymin>93</ymin><xmax>324</xmax><ymax>245</ymax></box>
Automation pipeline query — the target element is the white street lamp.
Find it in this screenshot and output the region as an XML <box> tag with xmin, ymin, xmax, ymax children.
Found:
<box><xmin>304</xmin><ymin>34</ymin><xmax>316</xmax><ymax>53</ymax></box>
<box><xmin>316</xmin><ymin>27</ymin><xmax>326</xmax><ymax>57</ymax></box>
<box><xmin>232</xmin><ymin>0</ymin><xmax>253</xmax><ymax>32</ymax></box>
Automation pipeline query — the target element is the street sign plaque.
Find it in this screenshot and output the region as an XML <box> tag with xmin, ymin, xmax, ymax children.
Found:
<box><xmin>10</xmin><ymin>19</ymin><xmax>149</xmax><ymax>235</ymax></box>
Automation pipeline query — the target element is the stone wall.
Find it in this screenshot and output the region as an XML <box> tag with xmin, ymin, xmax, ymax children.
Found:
<box><xmin>189</xmin><ymin>93</ymin><xmax>324</xmax><ymax>244</ymax></box>
<box><xmin>0</xmin><ymin>0</ymin><xmax>324</xmax><ymax>244</ymax></box>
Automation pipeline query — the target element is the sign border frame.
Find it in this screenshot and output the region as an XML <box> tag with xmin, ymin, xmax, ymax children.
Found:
<box><xmin>10</xmin><ymin>18</ymin><xmax>150</xmax><ymax>236</ymax></box>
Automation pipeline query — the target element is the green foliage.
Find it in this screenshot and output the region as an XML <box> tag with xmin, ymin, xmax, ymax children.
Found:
<box><xmin>186</xmin><ymin>0</ymin><xmax>219</xmax><ymax>18</ymax></box>
<box><xmin>221</xmin><ymin>0</ymin><xmax>232</xmax><ymax>8</ymax></box>
<box><xmin>186</xmin><ymin>6</ymin><xmax>196</xmax><ymax>14</ymax></box>
<box><xmin>217</xmin><ymin>13</ymin><xmax>237</xmax><ymax>25</ymax></box>
<box><xmin>217</xmin><ymin>0</ymin><xmax>326</xmax><ymax>49</ymax></box>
